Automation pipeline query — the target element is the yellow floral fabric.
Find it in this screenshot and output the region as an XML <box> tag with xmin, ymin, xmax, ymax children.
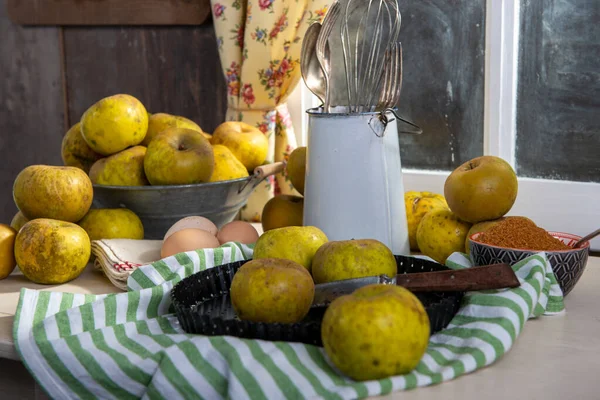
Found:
<box><xmin>210</xmin><ymin>0</ymin><xmax>330</xmax><ymax>222</ymax></box>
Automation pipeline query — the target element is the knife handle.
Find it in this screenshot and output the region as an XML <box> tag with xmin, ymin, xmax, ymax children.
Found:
<box><xmin>394</xmin><ymin>263</ymin><xmax>520</xmax><ymax>292</ymax></box>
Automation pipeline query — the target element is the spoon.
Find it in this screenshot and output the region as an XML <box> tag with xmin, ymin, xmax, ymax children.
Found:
<box><xmin>573</xmin><ymin>228</ymin><xmax>600</xmax><ymax>248</ymax></box>
<box><xmin>300</xmin><ymin>23</ymin><xmax>325</xmax><ymax>104</ymax></box>
<box><xmin>315</xmin><ymin>1</ymin><xmax>341</xmax><ymax>112</ymax></box>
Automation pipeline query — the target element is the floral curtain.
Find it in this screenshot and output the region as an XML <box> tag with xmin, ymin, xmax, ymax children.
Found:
<box><xmin>210</xmin><ymin>0</ymin><xmax>330</xmax><ymax>222</ymax></box>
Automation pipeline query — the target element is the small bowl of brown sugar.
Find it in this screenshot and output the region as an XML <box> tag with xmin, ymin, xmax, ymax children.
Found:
<box><xmin>469</xmin><ymin>217</ymin><xmax>590</xmax><ymax>296</ymax></box>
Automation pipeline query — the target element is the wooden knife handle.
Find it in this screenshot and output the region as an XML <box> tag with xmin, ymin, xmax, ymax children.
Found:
<box><xmin>395</xmin><ymin>264</ymin><xmax>520</xmax><ymax>292</ymax></box>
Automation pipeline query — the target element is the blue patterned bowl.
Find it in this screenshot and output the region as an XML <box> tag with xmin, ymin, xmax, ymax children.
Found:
<box><xmin>469</xmin><ymin>231</ymin><xmax>590</xmax><ymax>296</ymax></box>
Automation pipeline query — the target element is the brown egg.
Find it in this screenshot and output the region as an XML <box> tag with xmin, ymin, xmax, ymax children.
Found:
<box><xmin>217</xmin><ymin>221</ymin><xmax>260</xmax><ymax>245</ymax></box>
<box><xmin>164</xmin><ymin>216</ymin><xmax>218</xmax><ymax>240</ymax></box>
<box><xmin>161</xmin><ymin>228</ymin><xmax>220</xmax><ymax>258</ymax></box>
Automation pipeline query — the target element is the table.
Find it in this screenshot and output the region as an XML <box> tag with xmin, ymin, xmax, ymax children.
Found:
<box><xmin>1</xmin><ymin>257</ymin><xmax>599</xmax><ymax>399</ymax></box>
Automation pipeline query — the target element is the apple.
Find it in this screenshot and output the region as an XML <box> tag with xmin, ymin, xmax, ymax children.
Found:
<box><xmin>321</xmin><ymin>284</ymin><xmax>430</xmax><ymax>381</ymax></box>
<box><xmin>252</xmin><ymin>226</ymin><xmax>328</xmax><ymax>272</ymax></box>
<box><xmin>311</xmin><ymin>239</ymin><xmax>397</xmax><ymax>284</ymax></box>
<box><xmin>261</xmin><ymin>194</ymin><xmax>304</xmax><ymax>232</ymax></box>
<box><xmin>444</xmin><ymin>156</ymin><xmax>518</xmax><ymax>223</ymax></box>
<box><xmin>211</xmin><ymin>121</ymin><xmax>268</xmax><ymax>171</ymax></box>
<box><xmin>230</xmin><ymin>258</ymin><xmax>315</xmax><ymax>323</ymax></box>
<box><xmin>416</xmin><ymin>208</ymin><xmax>472</xmax><ymax>264</ymax></box>
<box><xmin>143</xmin><ymin>128</ymin><xmax>214</xmax><ymax>185</ymax></box>
<box><xmin>286</xmin><ymin>146</ymin><xmax>306</xmax><ymax>195</ymax></box>
<box><xmin>404</xmin><ymin>191</ymin><xmax>449</xmax><ymax>251</ymax></box>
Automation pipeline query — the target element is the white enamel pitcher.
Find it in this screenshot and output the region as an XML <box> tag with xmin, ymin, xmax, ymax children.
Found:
<box><xmin>303</xmin><ymin>107</ymin><xmax>415</xmax><ymax>255</ymax></box>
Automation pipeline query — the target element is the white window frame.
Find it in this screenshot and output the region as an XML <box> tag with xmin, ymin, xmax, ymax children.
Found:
<box><xmin>288</xmin><ymin>0</ymin><xmax>600</xmax><ymax>250</ymax></box>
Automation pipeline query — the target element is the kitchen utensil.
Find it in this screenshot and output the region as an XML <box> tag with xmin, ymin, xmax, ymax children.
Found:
<box><xmin>315</xmin><ymin>1</ymin><xmax>341</xmax><ymax>112</ymax></box>
<box><xmin>341</xmin><ymin>0</ymin><xmax>401</xmax><ymax>112</ymax></box>
<box><xmin>303</xmin><ymin>108</ymin><xmax>410</xmax><ymax>254</ymax></box>
<box><xmin>470</xmin><ymin>231</ymin><xmax>590</xmax><ymax>296</ymax></box>
<box><xmin>393</xmin><ymin>41</ymin><xmax>403</xmax><ymax>106</ymax></box>
<box><xmin>300</xmin><ymin>22</ymin><xmax>325</xmax><ymax>104</ymax></box>
<box><xmin>573</xmin><ymin>228</ymin><xmax>600</xmax><ymax>248</ymax></box>
<box><xmin>171</xmin><ymin>255</ymin><xmax>465</xmax><ymax>345</ymax></box>
<box><xmin>376</xmin><ymin>41</ymin><xmax>400</xmax><ymax>110</ymax></box>
<box><xmin>92</xmin><ymin>162</ymin><xmax>285</xmax><ymax>239</ymax></box>
<box><xmin>312</xmin><ymin>263</ymin><xmax>519</xmax><ymax>307</ymax></box>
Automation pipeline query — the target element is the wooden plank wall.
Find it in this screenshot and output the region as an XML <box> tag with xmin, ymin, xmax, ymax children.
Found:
<box><xmin>0</xmin><ymin>2</ymin><xmax>227</xmax><ymax>225</ymax></box>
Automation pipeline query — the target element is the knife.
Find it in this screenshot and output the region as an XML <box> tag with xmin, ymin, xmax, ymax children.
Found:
<box><xmin>312</xmin><ymin>263</ymin><xmax>520</xmax><ymax>307</ymax></box>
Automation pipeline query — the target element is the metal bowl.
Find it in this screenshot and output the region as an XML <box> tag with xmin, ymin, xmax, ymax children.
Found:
<box><xmin>469</xmin><ymin>231</ymin><xmax>590</xmax><ymax>296</ymax></box>
<box><xmin>92</xmin><ymin>162</ymin><xmax>284</xmax><ymax>239</ymax></box>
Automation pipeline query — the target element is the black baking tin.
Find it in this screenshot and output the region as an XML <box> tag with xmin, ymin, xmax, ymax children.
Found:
<box><xmin>171</xmin><ymin>255</ymin><xmax>464</xmax><ymax>346</ymax></box>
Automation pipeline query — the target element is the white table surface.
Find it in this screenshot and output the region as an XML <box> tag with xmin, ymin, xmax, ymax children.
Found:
<box><xmin>0</xmin><ymin>253</ymin><xmax>598</xmax><ymax>399</ymax></box>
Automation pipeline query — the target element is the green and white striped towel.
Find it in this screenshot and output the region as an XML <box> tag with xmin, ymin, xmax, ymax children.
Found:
<box><xmin>14</xmin><ymin>242</ymin><xmax>564</xmax><ymax>400</ymax></box>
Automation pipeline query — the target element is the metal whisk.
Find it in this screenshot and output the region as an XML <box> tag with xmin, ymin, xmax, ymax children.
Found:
<box><xmin>341</xmin><ymin>0</ymin><xmax>401</xmax><ymax>113</ymax></box>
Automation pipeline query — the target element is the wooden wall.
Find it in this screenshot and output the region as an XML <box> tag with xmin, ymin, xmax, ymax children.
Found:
<box><xmin>0</xmin><ymin>2</ymin><xmax>227</xmax><ymax>225</ymax></box>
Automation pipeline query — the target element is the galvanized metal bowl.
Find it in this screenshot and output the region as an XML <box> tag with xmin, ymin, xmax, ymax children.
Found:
<box><xmin>92</xmin><ymin>162</ymin><xmax>284</xmax><ymax>239</ymax></box>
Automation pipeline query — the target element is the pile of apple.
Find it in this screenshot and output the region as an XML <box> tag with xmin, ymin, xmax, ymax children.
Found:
<box><xmin>62</xmin><ymin>93</ymin><xmax>269</xmax><ymax>186</ymax></box>
<box><xmin>407</xmin><ymin>155</ymin><xmax>518</xmax><ymax>263</ymax></box>
<box><xmin>232</xmin><ymin>225</ymin><xmax>431</xmax><ymax>382</ymax></box>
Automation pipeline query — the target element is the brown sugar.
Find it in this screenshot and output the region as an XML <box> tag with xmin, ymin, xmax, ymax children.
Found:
<box><xmin>478</xmin><ymin>217</ymin><xmax>570</xmax><ymax>251</ymax></box>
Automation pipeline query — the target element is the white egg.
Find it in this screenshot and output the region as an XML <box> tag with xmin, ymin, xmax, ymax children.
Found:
<box><xmin>164</xmin><ymin>216</ymin><xmax>218</xmax><ymax>240</ymax></box>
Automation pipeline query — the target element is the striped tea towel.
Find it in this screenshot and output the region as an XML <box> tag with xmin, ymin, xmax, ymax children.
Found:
<box><xmin>91</xmin><ymin>239</ymin><xmax>163</xmax><ymax>291</ymax></box>
<box><xmin>14</xmin><ymin>246</ymin><xmax>564</xmax><ymax>400</ymax></box>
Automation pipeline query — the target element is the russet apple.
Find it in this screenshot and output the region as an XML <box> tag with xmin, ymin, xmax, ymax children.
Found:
<box><xmin>211</xmin><ymin>121</ymin><xmax>268</xmax><ymax>171</ymax></box>
<box><xmin>444</xmin><ymin>156</ymin><xmax>518</xmax><ymax>223</ymax></box>
<box><xmin>261</xmin><ymin>194</ymin><xmax>304</xmax><ymax>232</ymax></box>
<box><xmin>321</xmin><ymin>284</ymin><xmax>430</xmax><ymax>381</ymax></box>
<box><xmin>144</xmin><ymin>128</ymin><xmax>214</xmax><ymax>185</ymax></box>
<box><xmin>230</xmin><ymin>258</ymin><xmax>315</xmax><ymax>323</ymax></box>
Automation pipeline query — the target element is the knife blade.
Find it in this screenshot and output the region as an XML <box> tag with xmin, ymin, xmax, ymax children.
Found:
<box><xmin>312</xmin><ymin>263</ymin><xmax>519</xmax><ymax>308</ymax></box>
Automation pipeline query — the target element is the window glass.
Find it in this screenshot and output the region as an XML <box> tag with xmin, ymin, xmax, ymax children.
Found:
<box><xmin>516</xmin><ymin>0</ymin><xmax>600</xmax><ymax>182</ymax></box>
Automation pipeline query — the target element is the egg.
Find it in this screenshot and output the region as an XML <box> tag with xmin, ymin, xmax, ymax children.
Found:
<box><xmin>164</xmin><ymin>216</ymin><xmax>218</xmax><ymax>240</ymax></box>
<box><xmin>161</xmin><ymin>228</ymin><xmax>221</xmax><ymax>258</ymax></box>
<box><xmin>217</xmin><ymin>221</ymin><xmax>260</xmax><ymax>245</ymax></box>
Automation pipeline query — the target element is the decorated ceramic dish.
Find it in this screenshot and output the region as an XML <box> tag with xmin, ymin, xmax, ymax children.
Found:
<box><xmin>469</xmin><ymin>231</ymin><xmax>589</xmax><ymax>296</ymax></box>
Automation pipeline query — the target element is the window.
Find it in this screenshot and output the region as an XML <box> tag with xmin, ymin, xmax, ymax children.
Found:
<box><xmin>288</xmin><ymin>0</ymin><xmax>600</xmax><ymax>250</ymax></box>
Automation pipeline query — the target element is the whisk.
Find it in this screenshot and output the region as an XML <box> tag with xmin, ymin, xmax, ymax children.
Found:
<box><xmin>341</xmin><ymin>0</ymin><xmax>401</xmax><ymax>113</ymax></box>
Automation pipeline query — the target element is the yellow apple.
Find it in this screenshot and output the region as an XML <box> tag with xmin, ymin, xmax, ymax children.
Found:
<box><xmin>144</xmin><ymin>128</ymin><xmax>214</xmax><ymax>185</ymax></box>
<box><xmin>13</xmin><ymin>165</ymin><xmax>93</xmax><ymax>222</ymax></box>
<box><xmin>80</xmin><ymin>94</ymin><xmax>148</xmax><ymax>156</ymax></box>
<box><xmin>252</xmin><ymin>226</ymin><xmax>328</xmax><ymax>272</ymax></box>
<box><xmin>211</xmin><ymin>121</ymin><xmax>268</xmax><ymax>171</ymax></box>
<box><xmin>286</xmin><ymin>146</ymin><xmax>306</xmax><ymax>195</ymax></box>
<box><xmin>311</xmin><ymin>239</ymin><xmax>397</xmax><ymax>284</ymax></box>
<box><xmin>405</xmin><ymin>191</ymin><xmax>449</xmax><ymax>251</ymax></box>
<box><xmin>416</xmin><ymin>208</ymin><xmax>472</xmax><ymax>264</ymax></box>
<box><xmin>61</xmin><ymin>122</ymin><xmax>104</xmax><ymax>173</ymax></box>
<box><xmin>15</xmin><ymin>219</ymin><xmax>91</xmax><ymax>284</ymax></box>
<box><xmin>0</xmin><ymin>224</ymin><xmax>17</xmax><ymax>279</ymax></box>
<box><xmin>321</xmin><ymin>284</ymin><xmax>430</xmax><ymax>381</ymax></box>
<box><xmin>142</xmin><ymin>113</ymin><xmax>208</xmax><ymax>146</ymax></box>
<box><xmin>89</xmin><ymin>145</ymin><xmax>149</xmax><ymax>186</ymax></box>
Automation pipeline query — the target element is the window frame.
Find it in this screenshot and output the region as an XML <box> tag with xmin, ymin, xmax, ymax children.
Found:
<box><xmin>288</xmin><ymin>0</ymin><xmax>600</xmax><ymax>250</ymax></box>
